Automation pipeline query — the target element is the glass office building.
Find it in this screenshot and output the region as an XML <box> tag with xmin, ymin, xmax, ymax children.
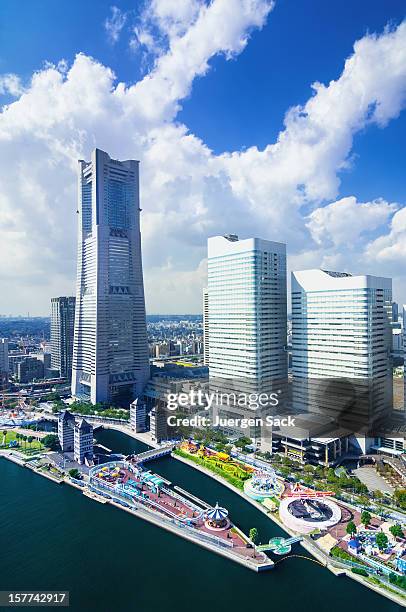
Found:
<box><xmin>207</xmin><ymin>235</ymin><xmax>288</xmax><ymax>441</ymax></box>
<box><xmin>291</xmin><ymin>269</ymin><xmax>393</xmax><ymax>435</ymax></box>
<box><xmin>71</xmin><ymin>149</ymin><xmax>149</xmax><ymax>405</ymax></box>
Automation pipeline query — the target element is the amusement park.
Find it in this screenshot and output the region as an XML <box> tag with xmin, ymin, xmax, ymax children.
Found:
<box><xmin>86</xmin><ymin>457</ymin><xmax>271</xmax><ymax>569</ymax></box>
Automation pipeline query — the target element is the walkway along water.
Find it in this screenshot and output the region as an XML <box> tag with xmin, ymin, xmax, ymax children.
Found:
<box><xmin>0</xmin><ymin>428</ymin><xmax>403</xmax><ymax>612</ymax></box>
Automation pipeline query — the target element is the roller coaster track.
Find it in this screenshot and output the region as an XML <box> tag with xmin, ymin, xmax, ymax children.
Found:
<box><xmin>274</xmin><ymin>554</ymin><xmax>326</xmax><ymax>568</ymax></box>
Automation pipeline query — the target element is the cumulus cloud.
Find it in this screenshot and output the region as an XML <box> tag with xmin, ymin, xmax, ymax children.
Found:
<box><xmin>0</xmin><ymin>1</ymin><xmax>405</xmax><ymax>314</ymax></box>
<box><xmin>0</xmin><ymin>73</ymin><xmax>23</xmax><ymax>97</ymax></box>
<box><xmin>307</xmin><ymin>196</ymin><xmax>398</xmax><ymax>248</ymax></box>
<box><xmin>104</xmin><ymin>6</ymin><xmax>127</xmax><ymax>44</ymax></box>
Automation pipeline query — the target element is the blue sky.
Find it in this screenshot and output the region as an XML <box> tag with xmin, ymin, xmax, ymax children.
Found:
<box><xmin>0</xmin><ymin>0</ymin><xmax>405</xmax><ymax>313</ymax></box>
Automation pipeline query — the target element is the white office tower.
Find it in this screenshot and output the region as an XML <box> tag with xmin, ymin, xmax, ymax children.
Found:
<box><xmin>71</xmin><ymin>149</ymin><xmax>150</xmax><ymax>405</ymax></box>
<box><xmin>203</xmin><ymin>288</ymin><xmax>209</xmax><ymax>366</ymax></box>
<box><xmin>207</xmin><ymin>235</ymin><xmax>287</xmax><ymax>443</ymax></box>
<box><xmin>292</xmin><ymin>270</ymin><xmax>393</xmax><ymax>443</ymax></box>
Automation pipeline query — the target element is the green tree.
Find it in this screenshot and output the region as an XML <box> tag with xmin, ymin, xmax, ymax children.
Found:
<box><xmin>2</xmin><ymin>430</ymin><xmax>7</xmax><ymax>445</ymax></box>
<box><xmin>22</xmin><ymin>435</ymin><xmax>27</xmax><ymax>449</ymax></box>
<box><xmin>68</xmin><ymin>468</ymin><xmax>81</xmax><ymax>479</ymax></box>
<box><xmin>326</xmin><ymin>468</ymin><xmax>337</xmax><ymax>484</ymax></box>
<box><xmin>361</xmin><ymin>511</ymin><xmax>371</xmax><ymax>528</ymax></box>
<box><xmin>376</xmin><ymin>531</ymin><xmax>389</xmax><ymax>551</ymax></box>
<box><xmin>389</xmin><ymin>524</ymin><xmax>404</xmax><ymax>539</ymax></box>
<box><xmin>346</xmin><ymin>521</ymin><xmax>357</xmax><ymax>537</ymax></box>
<box><xmin>249</xmin><ymin>527</ymin><xmax>259</xmax><ymax>545</ymax></box>
<box><xmin>394</xmin><ymin>489</ymin><xmax>406</xmax><ymax>510</ymax></box>
<box><xmin>235</xmin><ymin>436</ymin><xmax>251</xmax><ymax>449</ymax></box>
<box><xmin>27</xmin><ymin>436</ymin><xmax>34</xmax><ymax>449</ymax></box>
<box><xmin>314</xmin><ymin>466</ymin><xmax>324</xmax><ymax>479</ymax></box>
<box><xmin>303</xmin><ymin>464</ymin><xmax>314</xmax><ymax>474</ymax></box>
<box><xmin>42</xmin><ymin>434</ymin><xmax>60</xmax><ymax>451</ymax></box>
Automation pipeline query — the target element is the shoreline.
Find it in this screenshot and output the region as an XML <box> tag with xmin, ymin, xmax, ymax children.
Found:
<box><xmin>0</xmin><ymin>451</ymin><xmax>272</xmax><ymax>574</ymax></box>
<box><xmin>172</xmin><ymin>451</ymin><xmax>406</xmax><ymax>608</ymax></box>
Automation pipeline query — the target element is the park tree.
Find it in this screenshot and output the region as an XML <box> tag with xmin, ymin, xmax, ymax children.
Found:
<box><xmin>27</xmin><ymin>436</ymin><xmax>34</xmax><ymax>449</ymax></box>
<box><xmin>2</xmin><ymin>430</ymin><xmax>7</xmax><ymax>445</ymax></box>
<box><xmin>314</xmin><ymin>466</ymin><xmax>324</xmax><ymax>479</ymax></box>
<box><xmin>68</xmin><ymin>468</ymin><xmax>81</xmax><ymax>479</ymax></box>
<box><xmin>389</xmin><ymin>524</ymin><xmax>404</xmax><ymax>539</ymax></box>
<box><xmin>346</xmin><ymin>521</ymin><xmax>357</xmax><ymax>537</ymax></box>
<box><xmin>326</xmin><ymin>468</ymin><xmax>337</xmax><ymax>484</ymax></box>
<box><xmin>361</xmin><ymin>511</ymin><xmax>371</xmax><ymax>528</ymax></box>
<box><xmin>235</xmin><ymin>437</ymin><xmax>251</xmax><ymax>449</ymax></box>
<box><xmin>42</xmin><ymin>434</ymin><xmax>60</xmax><ymax>451</ymax></box>
<box><xmin>249</xmin><ymin>527</ymin><xmax>259</xmax><ymax>545</ymax></box>
<box><xmin>303</xmin><ymin>464</ymin><xmax>314</xmax><ymax>474</ymax></box>
<box><xmin>373</xmin><ymin>489</ymin><xmax>383</xmax><ymax>501</ymax></box>
<box><xmin>376</xmin><ymin>531</ymin><xmax>389</xmax><ymax>551</ymax></box>
<box><xmin>394</xmin><ymin>489</ymin><xmax>406</xmax><ymax>510</ymax></box>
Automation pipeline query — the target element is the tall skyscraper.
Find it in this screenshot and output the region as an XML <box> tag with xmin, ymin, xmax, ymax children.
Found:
<box><xmin>207</xmin><ymin>235</ymin><xmax>288</xmax><ymax>441</ymax></box>
<box><xmin>51</xmin><ymin>297</ymin><xmax>75</xmax><ymax>380</ymax></box>
<box><xmin>71</xmin><ymin>149</ymin><xmax>150</xmax><ymax>405</ymax></box>
<box><xmin>0</xmin><ymin>338</ymin><xmax>9</xmax><ymax>378</ymax></box>
<box><xmin>291</xmin><ymin>270</ymin><xmax>393</xmax><ymax>436</ymax></box>
<box><xmin>203</xmin><ymin>288</ymin><xmax>209</xmax><ymax>366</ymax></box>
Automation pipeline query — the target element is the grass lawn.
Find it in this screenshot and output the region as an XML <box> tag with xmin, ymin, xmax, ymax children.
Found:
<box><xmin>0</xmin><ymin>430</ymin><xmax>44</xmax><ymax>453</ymax></box>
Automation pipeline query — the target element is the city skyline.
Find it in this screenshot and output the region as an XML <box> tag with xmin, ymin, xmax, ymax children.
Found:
<box><xmin>0</xmin><ymin>1</ymin><xmax>405</xmax><ymax>315</ymax></box>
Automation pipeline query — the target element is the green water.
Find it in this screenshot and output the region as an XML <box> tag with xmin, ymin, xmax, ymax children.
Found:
<box><xmin>0</xmin><ymin>428</ymin><xmax>402</xmax><ymax>612</ymax></box>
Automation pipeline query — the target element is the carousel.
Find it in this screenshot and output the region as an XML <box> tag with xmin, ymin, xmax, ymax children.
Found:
<box><xmin>204</xmin><ymin>503</ymin><xmax>230</xmax><ymax>531</ymax></box>
<box><xmin>244</xmin><ymin>467</ymin><xmax>284</xmax><ymax>501</ymax></box>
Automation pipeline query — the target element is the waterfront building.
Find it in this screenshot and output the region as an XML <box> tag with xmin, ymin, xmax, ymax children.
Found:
<box><xmin>150</xmin><ymin>407</ymin><xmax>168</xmax><ymax>443</ymax></box>
<box><xmin>0</xmin><ymin>338</ymin><xmax>9</xmax><ymax>381</ymax></box>
<box><xmin>58</xmin><ymin>410</ymin><xmax>75</xmax><ymax>452</ymax></box>
<box><xmin>51</xmin><ymin>296</ymin><xmax>75</xmax><ymax>380</ymax></box>
<box><xmin>207</xmin><ymin>234</ymin><xmax>288</xmax><ymax>444</ymax></box>
<box><xmin>292</xmin><ymin>270</ymin><xmax>393</xmax><ymax>446</ymax></box>
<box><xmin>71</xmin><ymin>148</ymin><xmax>150</xmax><ymax>405</ymax></box>
<box><xmin>73</xmin><ymin>418</ymin><xmax>93</xmax><ymax>465</ymax></box>
<box><xmin>203</xmin><ymin>288</ymin><xmax>209</xmax><ymax>366</ymax></box>
<box><xmin>130</xmin><ymin>397</ymin><xmax>147</xmax><ymax>432</ymax></box>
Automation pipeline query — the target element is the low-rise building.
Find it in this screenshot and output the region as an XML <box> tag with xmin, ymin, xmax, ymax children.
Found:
<box><xmin>130</xmin><ymin>398</ymin><xmax>147</xmax><ymax>432</ymax></box>
<box><xmin>74</xmin><ymin>418</ymin><xmax>93</xmax><ymax>465</ymax></box>
<box><xmin>17</xmin><ymin>357</ymin><xmax>44</xmax><ymax>383</ymax></box>
<box><xmin>58</xmin><ymin>410</ymin><xmax>75</xmax><ymax>452</ymax></box>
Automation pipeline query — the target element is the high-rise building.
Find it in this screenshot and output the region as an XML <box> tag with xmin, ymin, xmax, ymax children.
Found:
<box><xmin>74</xmin><ymin>418</ymin><xmax>93</xmax><ymax>465</ymax></box>
<box><xmin>203</xmin><ymin>288</ymin><xmax>209</xmax><ymax>365</ymax></box>
<box><xmin>291</xmin><ymin>270</ymin><xmax>393</xmax><ymax>438</ymax></box>
<box><xmin>51</xmin><ymin>297</ymin><xmax>76</xmax><ymax>380</ymax></box>
<box><xmin>71</xmin><ymin>149</ymin><xmax>150</xmax><ymax>405</ymax></box>
<box><xmin>207</xmin><ymin>234</ymin><xmax>288</xmax><ymax>441</ymax></box>
<box><xmin>0</xmin><ymin>338</ymin><xmax>9</xmax><ymax>379</ymax></box>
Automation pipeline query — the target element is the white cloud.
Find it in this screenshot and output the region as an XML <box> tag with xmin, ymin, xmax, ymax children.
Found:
<box><xmin>307</xmin><ymin>196</ymin><xmax>398</xmax><ymax>247</ymax></box>
<box><xmin>365</xmin><ymin>207</ymin><xmax>406</xmax><ymax>262</ymax></box>
<box><xmin>0</xmin><ymin>3</ymin><xmax>405</xmax><ymax>314</ymax></box>
<box><xmin>0</xmin><ymin>73</ymin><xmax>23</xmax><ymax>97</ymax></box>
<box><xmin>104</xmin><ymin>6</ymin><xmax>127</xmax><ymax>44</ymax></box>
